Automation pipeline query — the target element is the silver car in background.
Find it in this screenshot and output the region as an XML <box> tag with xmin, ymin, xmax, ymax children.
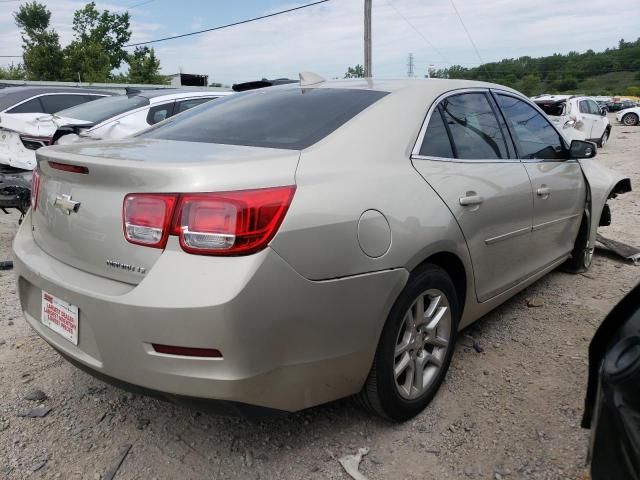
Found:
<box><xmin>13</xmin><ymin>78</ymin><xmax>631</xmax><ymax>420</ymax></box>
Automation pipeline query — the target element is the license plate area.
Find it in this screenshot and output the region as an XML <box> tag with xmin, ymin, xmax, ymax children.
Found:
<box><xmin>41</xmin><ymin>290</ymin><xmax>78</xmax><ymax>345</ymax></box>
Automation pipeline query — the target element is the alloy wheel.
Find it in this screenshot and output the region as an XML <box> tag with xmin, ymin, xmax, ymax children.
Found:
<box><xmin>623</xmin><ymin>114</ymin><xmax>638</xmax><ymax>126</ymax></box>
<box><xmin>394</xmin><ymin>289</ymin><xmax>452</xmax><ymax>400</ymax></box>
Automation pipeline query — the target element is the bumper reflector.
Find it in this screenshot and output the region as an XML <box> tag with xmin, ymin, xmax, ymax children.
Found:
<box><xmin>152</xmin><ymin>344</ymin><xmax>222</xmax><ymax>358</ymax></box>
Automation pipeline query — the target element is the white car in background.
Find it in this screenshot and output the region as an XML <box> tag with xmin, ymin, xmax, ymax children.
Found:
<box><xmin>0</xmin><ymin>89</ymin><xmax>231</xmax><ymax>170</ymax></box>
<box><xmin>617</xmin><ymin>106</ymin><xmax>640</xmax><ymax>126</ymax></box>
<box><xmin>0</xmin><ymin>87</ymin><xmax>111</xmax><ymax>170</ymax></box>
<box><xmin>533</xmin><ymin>95</ymin><xmax>611</xmax><ymax>147</ymax></box>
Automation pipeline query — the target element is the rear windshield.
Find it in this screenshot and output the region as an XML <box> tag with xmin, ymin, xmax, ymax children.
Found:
<box><xmin>56</xmin><ymin>95</ymin><xmax>150</xmax><ymax>124</ymax></box>
<box><xmin>139</xmin><ymin>88</ymin><xmax>388</xmax><ymax>150</ymax></box>
<box><xmin>535</xmin><ymin>101</ymin><xmax>565</xmax><ymax>116</ymax></box>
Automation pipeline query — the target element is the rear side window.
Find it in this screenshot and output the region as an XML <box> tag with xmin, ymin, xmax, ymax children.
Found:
<box><xmin>40</xmin><ymin>94</ymin><xmax>100</xmax><ymax>114</ymax></box>
<box><xmin>146</xmin><ymin>102</ymin><xmax>175</xmax><ymax>125</ymax></box>
<box><xmin>419</xmin><ymin>107</ymin><xmax>454</xmax><ymax>158</ymax></box>
<box><xmin>6</xmin><ymin>97</ymin><xmax>43</xmax><ymax>113</ymax></box>
<box><xmin>140</xmin><ymin>88</ymin><xmax>388</xmax><ymax>150</ymax></box>
<box><xmin>175</xmin><ymin>97</ymin><xmax>214</xmax><ymax>114</ymax></box>
<box><xmin>438</xmin><ymin>93</ymin><xmax>508</xmax><ymax>160</ymax></box>
<box><xmin>496</xmin><ymin>94</ymin><xmax>568</xmax><ymax>160</ymax></box>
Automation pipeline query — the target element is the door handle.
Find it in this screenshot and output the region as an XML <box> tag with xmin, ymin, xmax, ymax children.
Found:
<box><xmin>459</xmin><ymin>195</ymin><xmax>484</xmax><ymax>206</ymax></box>
<box><xmin>537</xmin><ymin>187</ymin><xmax>552</xmax><ymax>196</ymax></box>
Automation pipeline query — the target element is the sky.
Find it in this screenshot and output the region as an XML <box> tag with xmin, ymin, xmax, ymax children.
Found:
<box><xmin>1</xmin><ymin>0</ymin><xmax>639</xmax><ymax>85</ymax></box>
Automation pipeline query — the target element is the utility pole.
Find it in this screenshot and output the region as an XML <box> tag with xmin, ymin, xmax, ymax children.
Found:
<box><xmin>407</xmin><ymin>53</ymin><xmax>414</xmax><ymax>77</ymax></box>
<box><xmin>364</xmin><ymin>0</ymin><xmax>372</xmax><ymax>77</ymax></box>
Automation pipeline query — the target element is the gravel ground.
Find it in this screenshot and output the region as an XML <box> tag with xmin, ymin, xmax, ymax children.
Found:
<box><xmin>1</xmin><ymin>116</ymin><xmax>638</xmax><ymax>480</ymax></box>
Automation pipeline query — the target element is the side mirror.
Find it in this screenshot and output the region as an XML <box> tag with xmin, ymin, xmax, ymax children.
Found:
<box><xmin>570</xmin><ymin>140</ymin><xmax>597</xmax><ymax>159</ymax></box>
<box><xmin>601</xmin><ymin>108</ymin><xmax>608</xmax><ymax>116</ymax></box>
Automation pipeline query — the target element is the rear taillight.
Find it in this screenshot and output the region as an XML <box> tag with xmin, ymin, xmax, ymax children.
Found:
<box><xmin>122</xmin><ymin>186</ymin><xmax>295</xmax><ymax>255</ymax></box>
<box><xmin>123</xmin><ymin>194</ymin><xmax>177</xmax><ymax>248</ymax></box>
<box><xmin>31</xmin><ymin>168</ymin><xmax>41</xmax><ymax>210</ymax></box>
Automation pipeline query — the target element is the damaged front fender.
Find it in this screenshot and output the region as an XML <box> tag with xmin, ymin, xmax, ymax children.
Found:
<box><xmin>578</xmin><ymin>158</ymin><xmax>632</xmax><ymax>251</ymax></box>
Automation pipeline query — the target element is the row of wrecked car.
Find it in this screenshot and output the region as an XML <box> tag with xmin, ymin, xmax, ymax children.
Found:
<box><xmin>0</xmin><ymin>85</ymin><xmax>234</xmax><ymax>212</ymax></box>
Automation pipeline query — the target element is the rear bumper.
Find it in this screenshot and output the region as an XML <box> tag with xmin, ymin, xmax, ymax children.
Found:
<box><xmin>13</xmin><ymin>211</ymin><xmax>407</xmax><ymax>411</ymax></box>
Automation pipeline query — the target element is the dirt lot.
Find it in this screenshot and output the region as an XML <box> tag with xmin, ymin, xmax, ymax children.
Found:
<box><xmin>1</xmin><ymin>116</ymin><xmax>639</xmax><ymax>480</ymax></box>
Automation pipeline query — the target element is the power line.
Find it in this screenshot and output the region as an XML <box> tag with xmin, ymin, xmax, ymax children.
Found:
<box><xmin>385</xmin><ymin>0</ymin><xmax>447</xmax><ymax>63</ymax></box>
<box><xmin>0</xmin><ymin>55</ymin><xmax>22</xmax><ymax>58</ymax></box>
<box><xmin>123</xmin><ymin>0</ymin><xmax>330</xmax><ymax>48</ymax></box>
<box><xmin>447</xmin><ymin>0</ymin><xmax>493</xmax><ymax>81</ymax></box>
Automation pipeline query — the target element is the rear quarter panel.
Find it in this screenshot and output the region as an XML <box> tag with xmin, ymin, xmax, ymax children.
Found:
<box><xmin>270</xmin><ymin>86</ymin><xmax>474</xmax><ymax>287</ymax></box>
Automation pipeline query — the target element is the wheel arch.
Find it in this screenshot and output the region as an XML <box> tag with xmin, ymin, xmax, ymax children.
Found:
<box><xmin>410</xmin><ymin>251</ymin><xmax>468</xmax><ymax>321</ymax></box>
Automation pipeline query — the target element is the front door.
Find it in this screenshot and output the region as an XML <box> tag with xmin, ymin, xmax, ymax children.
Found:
<box><xmin>494</xmin><ymin>92</ymin><xmax>586</xmax><ymax>267</ymax></box>
<box><xmin>412</xmin><ymin>91</ymin><xmax>534</xmax><ymax>302</ymax></box>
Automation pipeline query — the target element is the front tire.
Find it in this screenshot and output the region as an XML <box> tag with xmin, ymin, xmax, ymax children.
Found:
<box><xmin>622</xmin><ymin>113</ymin><xmax>639</xmax><ymax>126</ymax></box>
<box><xmin>357</xmin><ymin>264</ymin><xmax>459</xmax><ymax>421</ymax></box>
<box><xmin>563</xmin><ymin>214</ymin><xmax>593</xmax><ymax>273</ymax></box>
<box><xmin>598</xmin><ymin>129</ymin><xmax>610</xmax><ymax>148</ymax></box>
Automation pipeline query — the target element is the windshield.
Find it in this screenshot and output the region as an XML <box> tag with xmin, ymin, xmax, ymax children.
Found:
<box><xmin>139</xmin><ymin>88</ymin><xmax>388</xmax><ymax>150</ymax></box>
<box><xmin>56</xmin><ymin>95</ymin><xmax>150</xmax><ymax>124</ymax></box>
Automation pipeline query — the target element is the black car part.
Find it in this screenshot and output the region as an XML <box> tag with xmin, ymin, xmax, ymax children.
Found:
<box><xmin>583</xmin><ymin>282</ymin><xmax>640</xmax><ymax>480</ymax></box>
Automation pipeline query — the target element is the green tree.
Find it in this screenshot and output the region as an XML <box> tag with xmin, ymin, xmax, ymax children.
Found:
<box><xmin>63</xmin><ymin>41</ymin><xmax>111</xmax><ymax>82</ymax></box>
<box><xmin>126</xmin><ymin>47</ymin><xmax>166</xmax><ymax>84</ymax></box>
<box><xmin>14</xmin><ymin>2</ymin><xmax>63</xmax><ymax>80</ymax></box>
<box><xmin>344</xmin><ymin>64</ymin><xmax>364</xmax><ymax>78</ymax></box>
<box><xmin>0</xmin><ymin>63</ymin><xmax>27</xmax><ymax>80</ymax></box>
<box><xmin>69</xmin><ymin>2</ymin><xmax>131</xmax><ymax>71</ymax></box>
<box><xmin>624</xmin><ymin>86</ymin><xmax>640</xmax><ymax>96</ymax></box>
<box><xmin>518</xmin><ymin>74</ymin><xmax>542</xmax><ymax>96</ymax></box>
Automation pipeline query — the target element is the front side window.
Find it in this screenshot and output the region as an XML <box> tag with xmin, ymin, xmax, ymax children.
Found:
<box><xmin>419</xmin><ymin>107</ymin><xmax>454</xmax><ymax>158</ymax></box>
<box><xmin>496</xmin><ymin>94</ymin><xmax>568</xmax><ymax>160</ymax></box>
<box><xmin>6</xmin><ymin>98</ymin><xmax>43</xmax><ymax>114</ymax></box>
<box><xmin>587</xmin><ymin>100</ymin><xmax>601</xmax><ymax>115</ymax></box>
<box><xmin>438</xmin><ymin>93</ymin><xmax>508</xmax><ymax>160</ymax></box>
<box><xmin>140</xmin><ymin>88</ymin><xmax>388</xmax><ymax>150</ymax></box>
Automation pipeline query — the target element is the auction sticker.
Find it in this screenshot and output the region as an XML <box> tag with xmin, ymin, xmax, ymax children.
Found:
<box><xmin>41</xmin><ymin>291</ymin><xmax>79</xmax><ymax>345</ymax></box>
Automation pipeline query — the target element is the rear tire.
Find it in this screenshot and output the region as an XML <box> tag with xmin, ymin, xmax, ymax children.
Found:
<box><xmin>357</xmin><ymin>264</ymin><xmax>459</xmax><ymax>421</ymax></box>
<box><xmin>562</xmin><ymin>214</ymin><xmax>593</xmax><ymax>273</ymax></box>
<box><xmin>622</xmin><ymin>113</ymin><xmax>639</xmax><ymax>126</ymax></box>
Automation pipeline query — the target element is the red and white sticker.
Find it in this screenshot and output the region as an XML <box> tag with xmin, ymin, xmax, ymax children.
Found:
<box><xmin>41</xmin><ymin>291</ymin><xmax>78</xmax><ymax>345</ymax></box>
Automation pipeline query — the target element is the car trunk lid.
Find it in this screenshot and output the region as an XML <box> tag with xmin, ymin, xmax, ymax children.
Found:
<box><xmin>31</xmin><ymin>138</ymin><xmax>299</xmax><ymax>284</ymax></box>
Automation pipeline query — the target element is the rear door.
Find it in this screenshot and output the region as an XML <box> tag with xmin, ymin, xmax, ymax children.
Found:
<box><xmin>411</xmin><ymin>90</ymin><xmax>534</xmax><ymax>302</ymax></box>
<box><xmin>578</xmin><ymin>99</ymin><xmax>596</xmax><ymax>140</ymax></box>
<box><xmin>494</xmin><ymin>92</ymin><xmax>586</xmax><ymax>267</ymax></box>
<box><xmin>586</xmin><ymin>99</ymin><xmax>606</xmax><ymax>140</ymax></box>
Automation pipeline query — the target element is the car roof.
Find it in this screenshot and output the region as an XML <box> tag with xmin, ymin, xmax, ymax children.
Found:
<box><xmin>135</xmin><ymin>89</ymin><xmax>232</xmax><ymax>103</ymax></box>
<box><xmin>270</xmin><ymin>77</ymin><xmax>523</xmax><ymax>98</ymax></box>
<box><xmin>0</xmin><ymin>86</ymin><xmax>112</xmax><ymax>111</ymax></box>
<box><xmin>532</xmin><ymin>94</ymin><xmax>573</xmax><ymax>103</ymax></box>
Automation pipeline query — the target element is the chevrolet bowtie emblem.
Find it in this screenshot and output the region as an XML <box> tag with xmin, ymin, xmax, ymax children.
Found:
<box><xmin>54</xmin><ymin>194</ymin><xmax>81</xmax><ymax>215</ymax></box>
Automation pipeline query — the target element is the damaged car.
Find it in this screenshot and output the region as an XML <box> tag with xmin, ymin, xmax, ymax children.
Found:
<box><xmin>13</xmin><ymin>77</ymin><xmax>631</xmax><ymax>420</ymax></box>
<box><xmin>0</xmin><ymin>88</ymin><xmax>232</xmax><ymax>171</ymax></box>
<box><xmin>0</xmin><ymin>86</ymin><xmax>111</xmax><ymax>170</ymax></box>
<box><xmin>533</xmin><ymin>95</ymin><xmax>611</xmax><ymax>147</ymax></box>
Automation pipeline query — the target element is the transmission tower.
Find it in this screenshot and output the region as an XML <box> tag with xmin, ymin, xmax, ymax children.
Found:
<box><xmin>407</xmin><ymin>53</ymin><xmax>414</xmax><ymax>77</ymax></box>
